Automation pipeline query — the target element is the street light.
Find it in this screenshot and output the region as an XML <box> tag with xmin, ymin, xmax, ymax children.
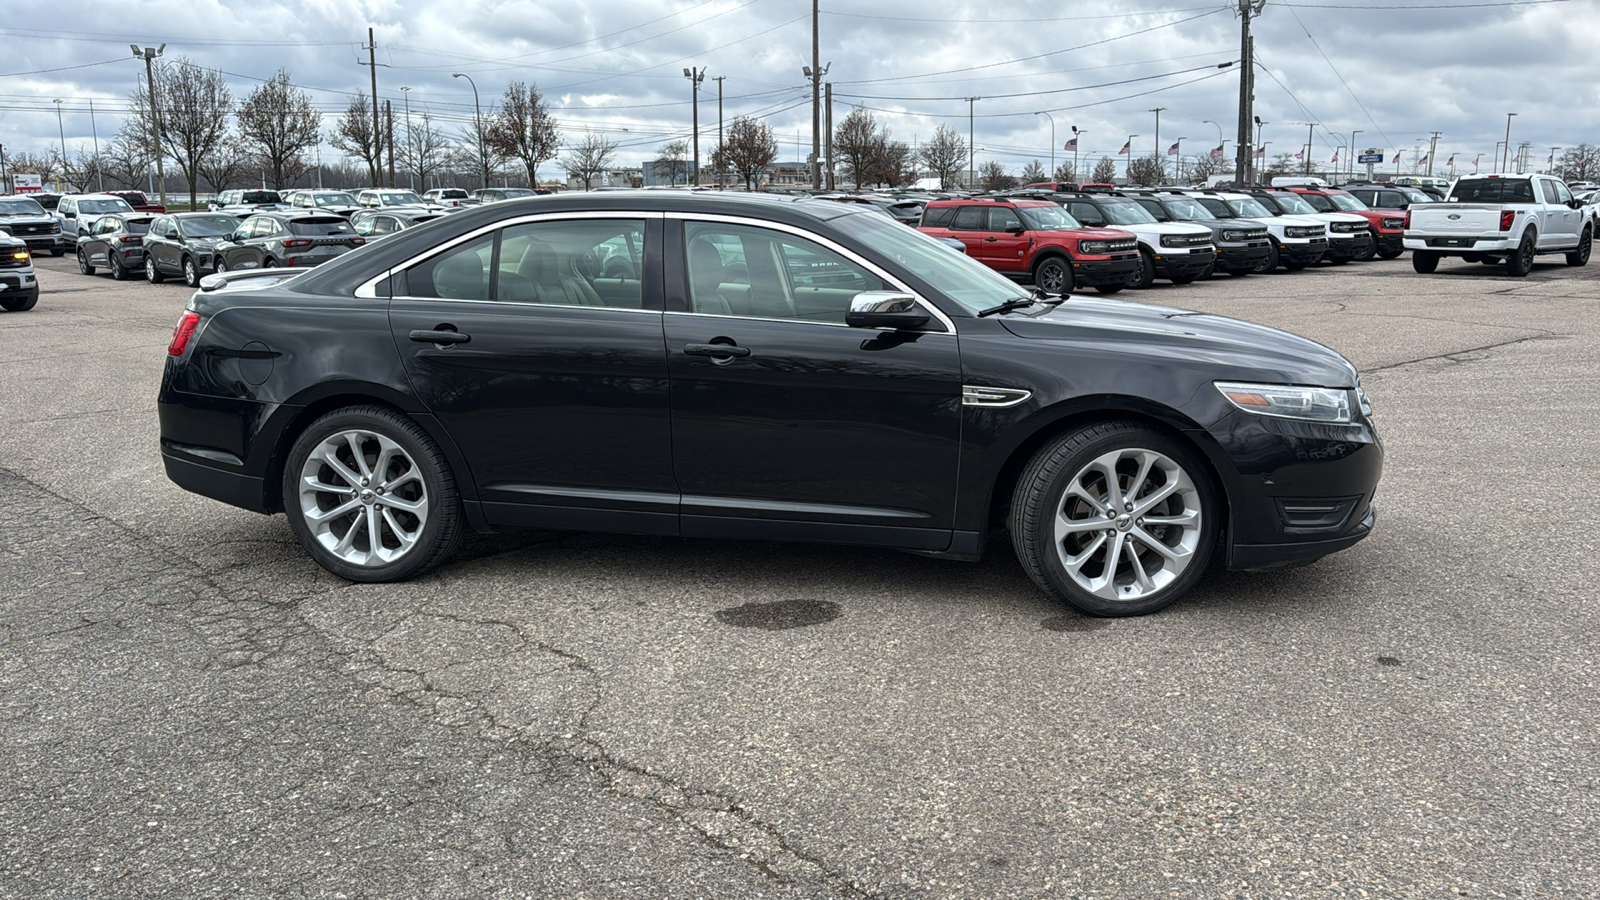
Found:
<box><xmin>399</xmin><ymin>86</ymin><xmax>414</xmax><ymax>190</ymax></box>
<box><xmin>1502</xmin><ymin>112</ymin><xmax>1517</xmax><ymax>172</ymax></box>
<box><xmin>131</xmin><ymin>44</ymin><xmax>167</xmax><ymax>206</ymax></box>
<box><xmin>451</xmin><ymin>73</ymin><xmax>487</xmax><ymax>191</ymax></box>
<box><xmin>803</xmin><ymin>62</ymin><xmax>829</xmax><ymax>188</ymax></box>
<box><xmin>1036</xmin><ymin>111</ymin><xmax>1055</xmax><ymax>180</ymax></box>
<box><xmin>1350</xmin><ymin>129</ymin><xmax>1363</xmax><ymax>181</ymax></box>
<box><xmin>684</xmin><ymin>67</ymin><xmax>706</xmax><ymax>186</ymax></box>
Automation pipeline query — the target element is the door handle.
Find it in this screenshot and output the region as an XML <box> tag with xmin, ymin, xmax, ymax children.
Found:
<box><xmin>684</xmin><ymin>342</ymin><xmax>750</xmax><ymax>358</ymax></box>
<box><xmin>984</xmin><ymin>237</ymin><xmax>998</xmax><ymax>242</ymax></box>
<box><xmin>410</xmin><ymin>329</ymin><xmax>470</xmax><ymax>345</ymax></box>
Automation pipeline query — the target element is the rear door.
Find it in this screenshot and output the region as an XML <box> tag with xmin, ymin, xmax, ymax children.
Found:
<box><xmin>388</xmin><ymin>213</ymin><xmax>676</xmax><ymax>533</ymax></box>
<box><xmin>948</xmin><ymin>205</ymin><xmax>989</xmax><ymax>260</ymax></box>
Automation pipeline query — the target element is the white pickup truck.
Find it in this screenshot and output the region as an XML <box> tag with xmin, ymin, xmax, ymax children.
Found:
<box><xmin>1403</xmin><ymin>173</ymin><xmax>1591</xmax><ymax>276</ymax></box>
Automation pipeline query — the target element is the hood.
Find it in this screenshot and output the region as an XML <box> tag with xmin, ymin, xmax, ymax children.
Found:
<box><xmin>1306</xmin><ymin>211</ymin><xmax>1368</xmax><ymax>224</ymax></box>
<box><xmin>1063</xmin><ymin>227</ymin><xmax>1138</xmax><ymax>241</ymax></box>
<box><xmin>1126</xmin><ymin>221</ymin><xmax>1212</xmax><ymax>237</ymax></box>
<box><xmin>999</xmin><ymin>296</ymin><xmax>1359</xmax><ymax>388</ymax></box>
<box><xmin>1257</xmin><ymin>213</ymin><xmax>1324</xmax><ymax>227</ymax></box>
<box><xmin>0</xmin><ymin>213</ymin><xmax>51</xmax><ymax>222</ymax></box>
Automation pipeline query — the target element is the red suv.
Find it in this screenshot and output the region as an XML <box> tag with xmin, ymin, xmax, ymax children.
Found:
<box><xmin>918</xmin><ymin>199</ymin><xmax>1140</xmax><ymax>293</ymax></box>
<box><xmin>1284</xmin><ymin>187</ymin><xmax>1405</xmax><ymax>260</ymax></box>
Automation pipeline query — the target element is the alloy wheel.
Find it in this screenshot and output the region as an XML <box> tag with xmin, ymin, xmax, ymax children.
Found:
<box><xmin>297</xmin><ymin>429</ymin><xmax>430</xmax><ymax>568</ymax></box>
<box><xmin>1051</xmin><ymin>448</ymin><xmax>1203</xmax><ymax>602</ymax></box>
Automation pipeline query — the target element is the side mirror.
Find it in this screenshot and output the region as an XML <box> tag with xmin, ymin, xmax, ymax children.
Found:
<box><xmin>847</xmin><ymin>292</ymin><xmax>930</xmax><ymax>330</ymax></box>
<box><xmin>1007</xmin><ymin>226</ymin><xmax>1026</xmax><ymax>235</ymax></box>
<box><xmin>229</xmin><ymin>231</ymin><xmax>248</xmax><ymax>243</ymax></box>
<box><xmin>1570</xmin><ymin>199</ymin><xmax>1584</xmax><ymax>210</ymax></box>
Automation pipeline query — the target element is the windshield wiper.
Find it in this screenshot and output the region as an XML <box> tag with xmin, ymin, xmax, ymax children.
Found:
<box><xmin>976</xmin><ymin>296</ymin><xmax>1039</xmax><ymax>317</ymax></box>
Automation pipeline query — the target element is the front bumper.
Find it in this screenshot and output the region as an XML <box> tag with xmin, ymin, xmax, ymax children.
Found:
<box><xmin>1376</xmin><ymin>231</ymin><xmax>1404</xmax><ymax>254</ymax></box>
<box><xmin>1281</xmin><ymin>238</ymin><xmax>1328</xmax><ymax>264</ymax></box>
<box><xmin>1152</xmin><ymin>247</ymin><xmax>1216</xmax><ymax>278</ymax></box>
<box><xmin>1216</xmin><ymin>241</ymin><xmax>1271</xmax><ymax>271</ymax></box>
<box><xmin>1071</xmin><ymin>253</ymin><xmax>1141</xmax><ymax>286</ymax></box>
<box><xmin>1325</xmin><ymin>232</ymin><xmax>1374</xmax><ymax>260</ymax></box>
<box><xmin>1232</xmin><ymin>505</ymin><xmax>1375</xmax><ymax>569</ymax></box>
<box><xmin>0</xmin><ymin>270</ymin><xmax>39</xmax><ymax>294</ymax></box>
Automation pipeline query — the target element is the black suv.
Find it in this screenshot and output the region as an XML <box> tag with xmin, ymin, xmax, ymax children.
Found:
<box><xmin>211</xmin><ymin>212</ymin><xmax>365</xmax><ymax>272</ymax></box>
<box><xmin>143</xmin><ymin>212</ymin><xmax>252</xmax><ymax>287</ymax></box>
<box><xmin>159</xmin><ymin>192</ymin><xmax>1381</xmax><ymax>617</ymax></box>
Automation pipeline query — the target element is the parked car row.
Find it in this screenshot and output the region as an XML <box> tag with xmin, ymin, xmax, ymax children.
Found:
<box><xmin>72</xmin><ymin>210</ymin><xmax>368</xmax><ymax>287</ymax></box>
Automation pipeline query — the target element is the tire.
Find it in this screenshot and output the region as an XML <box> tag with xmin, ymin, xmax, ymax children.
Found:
<box><xmin>1566</xmin><ymin>227</ymin><xmax>1591</xmax><ymax>266</ymax></box>
<box><xmin>78</xmin><ymin>249</ymin><xmax>95</xmax><ymax>276</ymax></box>
<box><xmin>1355</xmin><ymin>232</ymin><xmax>1378</xmax><ymax>262</ymax></box>
<box><xmin>262</xmin><ymin>257</ymin><xmax>278</xmax><ymax>268</ymax></box>
<box><xmin>1506</xmin><ymin>230</ymin><xmax>1536</xmax><ymax>277</ymax></box>
<box><xmin>1377</xmin><ymin>249</ymin><xmax>1403</xmax><ymax>260</ymax></box>
<box><xmin>1093</xmin><ymin>283</ymin><xmax>1124</xmax><ymax>294</ymax></box>
<box><xmin>281</xmin><ymin>406</ymin><xmax>464</xmax><ymax>583</ymax></box>
<box><xmin>109</xmin><ymin>253</ymin><xmax>129</xmax><ymax>281</ymax></box>
<box><xmin>1009</xmin><ymin>421</ymin><xmax>1218</xmax><ymax>617</ymax></box>
<box><xmin>1254</xmin><ymin>240</ymin><xmax>1280</xmax><ymax>273</ymax></box>
<box><xmin>50</xmin><ymin>247</ymin><xmax>64</xmax><ymax>257</ymax></box>
<box><xmin>145</xmin><ymin>255</ymin><xmax>165</xmax><ymax>284</ymax></box>
<box><xmin>1412</xmin><ymin>250</ymin><xmax>1440</xmax><ymax>274</ymax></box>
<box><xmin>1130</xmin><ymin>248</ymin><xmax>1156</xmax><ymax>289</ymax></box>
<box><xmin>0</xmin><ymin>291</ymin><xmax>39</xmax><ymax>312</ymax></box>
<box><xmin>183</xmin><ymin>255</ymin><xmax>200</xmax><ymax>287</ymax></box>
<box><xmin>215</xmin><ymin>256</ymin><xmax>229</xmax><ymax>273</ymax></box>
<box><xmin>1032</xmin><ymin>255</ymin><xmax>1073</xmax><ymax>295</ymax></box>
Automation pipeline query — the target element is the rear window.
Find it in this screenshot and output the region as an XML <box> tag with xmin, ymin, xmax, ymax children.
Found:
<box><xmin>241</xmin><ymin>191</ymin><xmax>282</xmax><ymax>204</ymax></box>
<box><xmin>1449</xmin><ymin>179</ymin><xmax>1536</xmax><ymax>203</ymax></box>
<box><xmin>123</xmin><ymin>219</ymin><xmax>153</xmax><ymax>235</ymax></box>
<box><xmin>436</xmin><ymin>189</ymin><xmax>469</xmax><ymax>199</ymax></box>
<box><xmin>290</xmin><ymin>218</ymin><xmax>355</xmax><ymax>235</ymax></box>
<box><xmin>114</xmin><ymin>192</ymin><xmax>149</xmax><ymax>206</ymax></box>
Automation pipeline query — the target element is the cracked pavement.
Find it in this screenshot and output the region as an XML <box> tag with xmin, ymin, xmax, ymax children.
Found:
<box><xmin>2</xmin><ymin>251</ymin><xmax>1598</xmax><ymax>897</ymax></box>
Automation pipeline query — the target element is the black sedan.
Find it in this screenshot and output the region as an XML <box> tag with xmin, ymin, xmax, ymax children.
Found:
<box><xmin>143</xmin><ymin>213</ymin><xmax>251</xmax><ymax>287</ymax></box>
<box><xmin>76</xmin><ymin>213</ymin><xmax>156</xmax><ymax>280</ymax></box>
<box><xmin>212</xmin><ymin>212</ymin><xmax>366</xmax><ymax>272</ymax></box>
<box><xmin>158</xmin><ymin>192</ymin><xmax>1382</xmax><ymax>616</ymax></box>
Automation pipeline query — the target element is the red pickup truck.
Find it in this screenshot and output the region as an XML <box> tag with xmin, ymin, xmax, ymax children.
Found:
<box><xmin>106</xmin><ymin>191</ymin><xmax>166</xmax><ymax>214</ymax></box>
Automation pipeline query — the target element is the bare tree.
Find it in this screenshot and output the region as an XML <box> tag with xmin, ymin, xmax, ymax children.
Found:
<box><xmin>100</xmin><ymin>135</ymin><xmax>150</xmax><ymax>190</ymax></box>
<box><xmin>330</xmin><ymin>93</ymin><xmax>382</xmax><ymax>186</ymax></box>
<box><xmin>8</xmin><ymin>152</ymin><xmax>58</xmax><ymax>188</ymax></box>
<box><xmin>1263</xmin><ymin>153</ymin><xmax>1296</xmax><ymax>178</ymax></box>
<box><xmin>1020</xmin><ymin>160</ymin><xmax>1047</xmax><ymax>183</ymax></box>
<box><xmin>1188</xmin><ymin>152</ymin><xmax>1232</xmax><ymax>182</ymax></box>
<box><xmin>833</xmin><ymin>108</ymin><xmax>882</xmax><ymax>190</ymax></box>
<box><xmin>979</xmin><ymin>161</ymin><xmax>1014</xmax><ymax>192</ymax></box>
<box><xmin>198</xmin><ymin>135</ymin><xmax>251</xmax><ymax>194</ymax></box>
<box><xmin>486</xmin><ymin>81</ymin><xmax>561</xmax><ymax>187</ymax></box>
<box><xmin>863</xmin><ymin>139</ymin><xmax>912</xmax><ymax>187</ymax></box>
<box><xmin>1091</xmin><ymin>156</ymin><xmax>1117</xmax><ymax>183</ymax></box>
<box><xmin>560</xmin><ymin>133</ymin><xmax>618</xmax><ymax>190</ymax></box>
<box><xmin>652</xmin><ymin>139</ymin><xmax>690</xmax><ymax>186</ymax></box>
<box><xmin>54</xmin><ymin>147</ymin><xmax>102</xmax><ymax>193</ymax></box>
<box><xmin>918</xmin><ymin>125</ymin><xmax>967</xmax><ymax>190</ymax></box>
<box><xmin>1127</xmin><ymin>156</ymin><xmax>1164</xmax><ymax>186</ymax></box>
<box><xmin>1052</xmin><ymin>161</ymin><xmax>1076</xmax><ymax>183</ymax></box>
<box><xmin>237</xmin><ymin>69</ymin><xmax>321</xmax><ymax>189</ymax></box>
<box><xmin>713</xmin><ymin>116</ymin><xmax>777</xmax><ymax>191</ymax></box>
<box><xmin>1558</xmin><ymin>144</ymin><xmax>1599</xmax><ymax>182</ymax></box>
<box><xmin>126</xmin><ymin>58</ymin><xmax>233</xmax><ymax>208</ymax></box>
<box><xmin>400</xmin><ymin>114</ymin><xmax>455</xmax><ymax>191</ymax></box>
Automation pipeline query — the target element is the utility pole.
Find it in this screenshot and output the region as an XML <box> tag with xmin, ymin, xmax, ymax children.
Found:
<box><xmin>824</xmin><ymin>82</ymin><xmax>835</xmax><ymax>190</ymax></box>
<box><xmin>1149</xmin><ymin>107</ymin><xmax>1165</xmax><ymax>179</ymax></box>
<box><xmin>1549</xmin><ymin>146</ymin><xmax>1560</xmax><ymax>175</ymax></box>
<box><xmin>132</xmin><ymin>44</ymin><xmax>168</xmax><ymax>206</ymax></box>
<box><xmin>400</xmin><ymin>86</ymin><xmax>413</xmax><ymax>190</ymax></box>
<box><xmin>1296</xmin><ymin>122</ymin><xmax>1316</xmax><ymax>177</ymax></box>
<box><xmin>386</xmin><ymin>100</ymin><xmax>396</xmax><ymax>188</ymax></box>
<box><xmin>683</xmin><ymin>67</ymin><xmax>705</xmax><ymax>186</ymax></box>
<box><xmin>89</xmin><ymin>99</ymin><xmax>103</xmax><ymax>191</ymax></box>
<box><xmin>714</xmin><ymin>75</ymin><xmax>725</xmax><ymax>189</ymax></box>
<box><xmin>1426</xmin><ymin>131</ymin><xmax>1441</xmax><ymax>176</ymax></box>
<box><xmin>810</xmin><ymin>0</ymin><xmax>821</xmax><ymax>189</ymax></box>
<box><xmin>967</xmin><ymin>97</ymin><xmax>979</xmax><ymax>189</ymax></box>
<box><xmin>368</xmin><ymin>28</ymin><xmax>382</xmax><ymax>187</ymax></box>
<box><xmin>1234</xmin><ymin>0</ymin><xmax>1265</xmax><ymax>184</ymax></box>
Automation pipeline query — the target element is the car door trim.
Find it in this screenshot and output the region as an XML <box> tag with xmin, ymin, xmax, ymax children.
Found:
<box><xmin>355</xmin><ymin>210</ymin><xmax>665</xmax><ymax>299</ymax></box>
<box><xmin>662</xmin><ymin>211</ymin><xmax>959</xmax><ymax>334</ymax></box>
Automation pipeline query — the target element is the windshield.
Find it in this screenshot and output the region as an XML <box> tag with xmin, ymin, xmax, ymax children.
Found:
<box><xmin>1017</xmin><ymin>206</ymin><xmax>1083</xmax><ymax>230</ymax></box>
<box><xmin>1100</xmin><ymin>201</ymin><xmax>1158</xmax><ymax>225</ymax></box>
<box><xmin>1328</xmin><ymin>193</ymin><xmax>1368</xmax><ymax>212</ymax></box>
<box><xmin>313</xmin><ymin>192</ymin><xmax>357</xmax><ymax>207</ymax></box>
<box><xmin>1160</xmin><ymin>197</ymin><xmax>1216</xmax><ymax>220</ymax></box>
<box><xmin>381</xmin><ymin>191</ymin><xmax>425</xmax><ymax>205</ymax></box>
<box><xmin>832</xmin><ymin>208</ymin><xmax>1025</xmax><ymax>314</ymax></box>
<box><xmin>81</xmin><ymin>198</ymin><xmax>135</xmax><ymax>214</ymax></box>
<box><xmin>1225</xmin><ymin>198</ymin><xmax>1273</xmax><ymax>218</ymax></box>
<box><xmin>178</xmin><ymin>215</ymin><xmax>243</xmax><ymax>237</ymax></box>
<box><xmin>1298</xmin><ymin>193</ymin><xmax>1336</xmax><ymax>212</ymax></box>
<box><xmin>1269</xmin><ymin>193</ymin><xmax>1319</xmax><ymax>215</ymax></box>
<box><xmin>0</xmin><ymin>199</ymin><xmax>46</xmax><ymax>216</ymax></box>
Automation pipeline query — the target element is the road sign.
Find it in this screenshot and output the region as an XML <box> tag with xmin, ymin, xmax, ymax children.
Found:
<box><xmin>1357</xmin><ymin>153</ymin><xmax>1384</xmax><ymax>164</ymax></box>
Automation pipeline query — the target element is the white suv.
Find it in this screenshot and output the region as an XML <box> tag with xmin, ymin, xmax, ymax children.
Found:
<box><xmin>1056</xmin><ymin>194</ymin><xmax>1215</xmax><ymax>288</ymax></box>
<box><xmin>1182</xmin><ymin>191</ymin><xmax>1328</xmax><ymax>272</ymax></box>
<box><xmin>54</xmin><ymin>193</ymin><xmax>136</xmax><ymax>241</ymax></box>
<box><xmin>1249</xmin><ymin>189</ymin><xmax>1372</xmax><ymax>265</ymax></box>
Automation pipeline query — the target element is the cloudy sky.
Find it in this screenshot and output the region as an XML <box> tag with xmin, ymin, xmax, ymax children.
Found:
<box><xmin>3</xmin><ymin>0</ymin><xmax>1596</xmax><ymax>182</ymax></box>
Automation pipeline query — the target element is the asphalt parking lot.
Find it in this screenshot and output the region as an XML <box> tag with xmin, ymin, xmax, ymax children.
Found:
<box><xmin>3</xmin><ymin>250</ymin><xmax>1598</xmax><ymax>898</ymax></box>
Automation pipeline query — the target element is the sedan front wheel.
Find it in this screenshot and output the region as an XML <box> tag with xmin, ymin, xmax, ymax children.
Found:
<box><xmin>1010</xmin><ymin>421</ymin><xmax>1217</xmax><ymax>617</ymax></box>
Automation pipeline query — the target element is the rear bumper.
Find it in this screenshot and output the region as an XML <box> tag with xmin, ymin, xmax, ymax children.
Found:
<box><xmin>1403</xmin><ymin>234</ymin><xmax>1515</xmax><ymax>253</ymax></box>
<box><xmin>162</xmin><ymin>452</ymin><xmax>269</xmax><ymax>514</ymax></box>
<box><xmin>1071</xmin><ymin>253</ymin><xmax>1141</xmax><ymax>286</ymax></box>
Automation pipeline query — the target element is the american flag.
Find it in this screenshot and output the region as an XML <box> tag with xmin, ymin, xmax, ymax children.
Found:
<box><xmin>1167</xmin><ymin>142</ymin><xmax>1180</xmax><ymax>156</ymax></box>
<box><xmin>1117</xmin><ymin>140</ymin><xmax>1131</xmax><ymax>155</ymax></box>
<box><xmin>1255</xmin><ymin>146</ymin><xmax>1265</xmax><ymax>159</ymax></box>
<box><xmin>1295</xmin><ymin>151</ymin><xmax>1304</xmax><ymax>161</ymax></box>
<box><xmin>1331</xmin><ymin>150</ymin><xmax>1340</xmax><ymax>163</ymax></box>
<box><xmin>1548</xmin><ymin>151</ymin><xmax>1555</xmax><ymax>164</ymax></box>
<box><xmin>1209</xmin><ymin>145</ymin><xmax>1224</xmax><ymax>159</ymax></box>
<box><xmin>1417</xmin><ymin>153</ymin><xmax>1429</xmax><ymax>166</ymax></box>
<box><xmin>1064</xmin><ymin>138</ymin><xmax>1077</xmax><ymax>151</ymax></box>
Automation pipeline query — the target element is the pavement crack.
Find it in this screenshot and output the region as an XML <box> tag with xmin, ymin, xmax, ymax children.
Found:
<box><xmin>1363</xmin><ymin>333</ymin><xmax>1564</xmax><ymax>374</ymax></box>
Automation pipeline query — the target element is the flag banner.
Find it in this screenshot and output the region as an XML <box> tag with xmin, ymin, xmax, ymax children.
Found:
<box><xmin>1548</xmin><ymin>152</ymin><xmax>1554</xmax><ymax>164</ymax></box>
<box><xmin>1331</xmin><ymin>151</ymin><xmax>1339</xmax><ymax>163</ymax></box>
<box><xmin>1209</xmin><ymin>145</ymin><xmax>1224</xmax><ymax>159</ymax></box>
<box><xmin>1118</xmin><ymin>140</ymin><xmax>1131</xmax><ymax>155</ymax></box>
<box><xmin>1064</xmin><ymin>138</ymin><xmax>1077</xmax><ymax>151</ymax></box>
<box><xmin>1167</xmin><ymin>142</ymin><xmax>1180</xmax><ymax>156</ymax></box>
<box><xmin>1255</xmin><ymin>147</ymin><xmax>1265</xmax><ymax>158</ymax></box>
<box><xmin>1295</xmin><ymin>152</ymin><xmax>1304</xmax><ymax>161</ymax></box>
<box><xmin>1417</xmin><ymin>153</ymin><xmax>1429</xmax><ymax>166</ymax></box>
<box><xmin>1447</xmin><ymin>154</ymin><xmax>1455</xmax><ymax>165</ymax></box>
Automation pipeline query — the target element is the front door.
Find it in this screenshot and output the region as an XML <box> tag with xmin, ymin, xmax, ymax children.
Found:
<box><xmin>984</xmin><ymin>206</ymin><xmax>1031</xmax><ymax>274</ymax></box>
<box><xmin>388</xmin><ymin>214</ymin><xmax>677</xmax><ymax>534</ymax></box>
<box><xmin>664</xmin><ymin>218</ymin><xmax>962</xmax><ymax>550</ymax></box>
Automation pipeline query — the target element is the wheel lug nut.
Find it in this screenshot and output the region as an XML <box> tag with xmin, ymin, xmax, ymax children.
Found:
<box><xmin>1124</xmin><ymin>502</ymin><xmax>1133</xmax><ymax>511</ymax></box>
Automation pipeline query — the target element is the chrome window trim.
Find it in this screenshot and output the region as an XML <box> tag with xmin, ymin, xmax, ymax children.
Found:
<box><xmin>354</xmin><ymin>210</ymin><xmax>662</xmax><ymax>301</ymax></box>
<box><xmin>665</xmin><ymin>211</ymin><xmax>959</xmax><ymax>334</ymax></box>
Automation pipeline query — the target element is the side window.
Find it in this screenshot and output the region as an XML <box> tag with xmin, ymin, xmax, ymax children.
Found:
<box><xmin>684</xmin><ymin>222</ymin><xmax>888</xmax><ymax>324</ymax></box>
<box><xmin>498</xmin><ymin>218</ymin><xmax>644</xmax><ymax>306</ymax></box>
<box><xmin>1541</xmin><ymin>180</ymin><xmax>1561</xmax><ymax>204</ymax></box>
<box><xmin>1552</xmin><ymin>180</ymin><xmax>1574</xmax><ymax>204</ymax></box>
<box><xmin>989</xmin><ymin>208</ymin><xmax>1023</xmax><ymax>232</ymax></box>
<box><xmin>1134</xmin><ymin>200</ymin><xmax>1168</xmax><ymax>221</ymax></box>
<box><xmin>373</xmin><ymin>217</ymin><xmax>396</xmax><ymax>235</ymax></box>
<box><xmin>950</xmin><ymin>206</ymin><xmax>987</xmax><ymax>231</ymax></box>
<box><xmin>405</xmin><ymin>233</ymin><xmax>493</xmax><ymax>301</ymax></box>
<box><xmin>353</xmin><ymin>216</ymin><xmax>375</xmax><ymax>236</ymax></box>
<box><xmin>1069</xmin><ymin>203</ymin><xmax>1106</xmax><ymax>226</ymax></box>
<box><xmin>250</xmin><ymin>218</ymin><xmax>277</xmax><ymax>238</ymax></box>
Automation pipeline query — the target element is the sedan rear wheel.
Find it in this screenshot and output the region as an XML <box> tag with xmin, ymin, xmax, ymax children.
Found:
<box><xmin>283</xmin><ymin>407</ymin><xmax>463</xmax><ymax>582</ymax></box>
<box><xmin>1010</xmin><ymin>421</ymin><xmax>1217</xmax><ymax>617</ymax></box>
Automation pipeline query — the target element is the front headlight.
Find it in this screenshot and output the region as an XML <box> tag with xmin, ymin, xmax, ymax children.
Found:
<box><xmin>1381</xmin><ymin>217</ymin><xmax>1405</xmax><ymax>229</ymax></box>
<box><xmin>1215</xmin><ymin>381</ymin><xmax>1352</xmax><ymax>423</ymax></box>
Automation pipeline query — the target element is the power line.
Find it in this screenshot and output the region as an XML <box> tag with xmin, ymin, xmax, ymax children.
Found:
<box><xmin>820</xmin><ymin>5</ymin><xmax>1220</xmax><ymax>23</ymax></box>
<box><xmin>0</xmin><ymin>57</ymin><xmax>130</xmax><ymax>78</ymax></box>
<box><xmin>1279</xmin><ymin>4</ymin><xmax>1394</xmax><ymax>147</ymax></box>
<box><xmin>834</xmin><ymin>61</ymin><xmax>1234</xmax><ymax>102</ymax></box>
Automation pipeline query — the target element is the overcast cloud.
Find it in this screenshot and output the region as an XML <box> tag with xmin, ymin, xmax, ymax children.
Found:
<box><xmin>3</xmin><ymin>0</ymin><xmax>1596</xmax><ymax>180</ymax></box>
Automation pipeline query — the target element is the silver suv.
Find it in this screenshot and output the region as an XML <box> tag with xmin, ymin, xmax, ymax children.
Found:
<box><xmin>54</xmin><ymin>193</ymin><xmax>135</xmax><ymax>241</ymax></box>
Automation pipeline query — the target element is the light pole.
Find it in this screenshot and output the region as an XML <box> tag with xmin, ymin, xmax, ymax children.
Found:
<box><xmin>1070</xmin><ymin>126</ymin><xmax>1085</xmax><ymax>184</ymax></box>
<box><xmin>1036</xmin><ymin>111</ymin><xmax>1055</xmax><ymax>181</ymax></box>
<box><xmin>966</xmin><ymin>97</ymin><xmax>979</xmax><ymax>189</ymax></box>
<box><xmin>684</xmin><ymin>67</ymin><xmax>706</xmax><ymax>186</ymax></box>
<box><xmin>1502</xmin><ymin>112</ymin><xmax>1516</xmax><ymax>172</ymax></box>
<box><xmin>451</xmin><ymin>73</ymin><xmax>487</xmax><ymax>191</ymax></box>
<box><xmin>1170</xmin><ymin>137</ymin><xmax>1186</xmax><ymax>181</ymax></box>
<box><xmin>51</xmin><ymin>100</ymin><xmax>67</xmax><ymax>189</ymax></box>
<box><xmin>1149</xmin><ymin>106</ymin><xmax>1165</xmax><ymax>179</ymax></box>
<box><xmin>1123</xmin><ymin>134</ymin><xmax>1138</xmax><ymax>182</ymax></box>
<box><xmin>132</xmin><ymin>44</ymin><xmax>167</xmax><ymax>206</ymax></box>
<box><xmin>399</xmin><ymin>86</ymin><xmax>413</xmax><ymax>190</ymax></box>
<box><xmin>1253</xmin><ymin>117</ymin><xmax>1267</xmax><ymax>183</ymax></box>
<box><xmin>88</xmin><ymin>99</ymin><xmax>103</xmax><ymax>191</ymax></box>
<box><xmin>1350</xmin><ymin>129</ymin><xmax>1363</xmax><ymax>182</ymax></box>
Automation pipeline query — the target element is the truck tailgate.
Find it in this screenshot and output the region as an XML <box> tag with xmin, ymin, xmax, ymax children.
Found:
<box><xmin>1409</xmin><ymin>204</ymin><xmax>1504</xmax><ymax>233</ymax></box>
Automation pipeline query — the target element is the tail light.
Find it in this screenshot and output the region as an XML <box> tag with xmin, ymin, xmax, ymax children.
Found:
<box><xmin>168</xmin><ymin>312</ymin><xmax>202</xmax><ymax>356</ymax></box>
<box><xmin>349</xmin><ymin>236</ymin><xmax>366</xmax><ymax>245</ymax></box>
<box><xmin>1403</xmin><ymin>211</ymin><xmax>1410</xmax><ymax>229</ymax></box>
<box><xmin>1499</xmin><ymin>210</ymin><xmax>1515</xmax><ymax>231</ymax></box>
<box><xmin>283</xmin><ymin>238</ymin><xmax>312</xmax><ymax>249</ymax></box>
<box><xmin>120</xmin><ymin>235</ymin><xmax>143</xmax><ymax>243</ymax></box>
